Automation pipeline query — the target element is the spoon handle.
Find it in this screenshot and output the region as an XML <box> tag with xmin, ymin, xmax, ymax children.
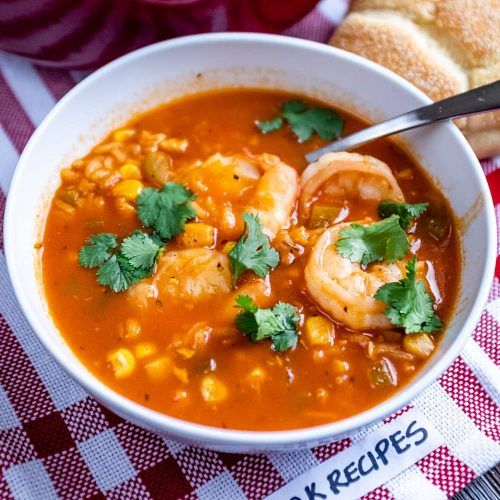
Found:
<box><xmin>305</xmin><ymin>80</ymin><xmax>500</xmax><ymax>163</ymax></box>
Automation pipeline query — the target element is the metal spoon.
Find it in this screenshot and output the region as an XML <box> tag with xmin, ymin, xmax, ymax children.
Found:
<box><xmin>305</xmin><ymin>80</ymin><xmax>500</xmax><ymax>163</ymax></box>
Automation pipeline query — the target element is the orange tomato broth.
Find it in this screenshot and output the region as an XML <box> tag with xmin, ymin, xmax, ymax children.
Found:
<box><xmin>41</xmin><ymin>89</ymin><xmax>460</xmax><ymax>430</ymax></box>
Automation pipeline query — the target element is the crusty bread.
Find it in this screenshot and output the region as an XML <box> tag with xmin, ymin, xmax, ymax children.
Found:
<box><xmin>330</xmin><ymin>0</ymin><xmax>500</xmax><ymax>158</ymax></box>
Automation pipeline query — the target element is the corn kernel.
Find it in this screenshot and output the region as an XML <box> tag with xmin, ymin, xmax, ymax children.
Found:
<box><xmin>112</xmin><ymin>180</ymin><xmax>144</xmax><ymax>201</ymax></box>
<box><xmin>107</xmin><ymin>348</ymin><xmax>136</xmax><ymax>378</ymax></box>
<box><xmin>60</xmin><ymin>168</ymin><xmax>80</xmax><ymax>183</ymax></box>
<box><xmin>332</xmin><ymin>359</ymin><xmax>350</xmax><ymax>373</ymax></box>
<box><xmin>160</xmin><ymin>138</ymin><xmax>188</xmax><ymax>153</ymax></box>
<box><xmin>249</xmin><ymin>367</ymin><xmax>265</xmax><ymax>380</ymax></box>
<box><xmin>113</xmin><ymin>129</ymin><xmax>136</xmax><ymax>142</ymax></box>
<box><xmin>135</xmin><ymin>342</ymin><xmax>157</xmax><ymax>359</ymax></box>
<box><xmin>201</xmin><ymin>376</ymin><xmax>228</xmax><ymax>403</ymax></box>
<box><xmin>119</xmin><ymin>163</ymin><xmax>142</xmax><ymax>180</ymax></box>
<box><xmin>78</xmin><ymin>178</ymin><xmax>95</xmax><ymax>195</ymax></box>
<box><xmin>173</xmin><ymin>366</ymin><xmax>189</xmax><ymax>384</ymax></box>
<box><xmin>124</xmin><ymin>319</ymin><xmax>141</xmax><ymax>339</ymax></box>
<box><xmin>304</xmin><ymin>316</ymin><xmax>335</xmax><ymax>346</ymax></box>
<box><xmin>248</xmin><ymin>367</ymin><xmax>265</xmax><ymax>390</ymax></box>
<box><xmin>144</xmin><ymin>356</ymin><xmax>171</xmax><ymax>381</ymax></box>
<box><xmin>403</xmin><ymin>333</ymin><xmax>434</xmax><ymax>358</ymax></box>
<box><xmin>54</xmin><ymin>199</ymin><xmax>76</xmax><ymax>215</ymax></box>
<box><xmin>222</xmin><ymin>241</ymin><xmax>236</xmax><ymax>254</ymax></box>
<box><xmin>179</xmin><ymin>223</ymin><xmax>216</xmax><ymax>248</ymax></box>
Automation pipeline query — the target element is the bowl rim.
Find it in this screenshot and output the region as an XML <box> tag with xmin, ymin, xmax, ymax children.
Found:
<box><xmin>4</xmin><ymin>32</ymin><xmax>497</xmax><ymax>449</ymax></box>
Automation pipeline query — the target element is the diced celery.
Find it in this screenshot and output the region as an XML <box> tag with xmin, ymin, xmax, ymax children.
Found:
<box><xmin>368</xmin><ymin>359</ymin><xmax>397</xmax><ymax>388</ymax></box>
<box><xmin>309</xmin><ymin>204</ymin><xmax>341</xmax><ymax>229</ymax></box>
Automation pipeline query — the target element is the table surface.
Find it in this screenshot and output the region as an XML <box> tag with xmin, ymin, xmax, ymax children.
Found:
<box><xmin>454</xmin><ymin>463</ymin><xmax>499</xmax><ymax>499</ymax></box>
<box><xmin>0</xmin><ymin>1</ymin><xmax>498</xmax><ymax>494</ymax></box>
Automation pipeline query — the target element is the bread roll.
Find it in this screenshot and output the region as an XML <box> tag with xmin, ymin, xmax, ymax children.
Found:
<box><xmin>330</xmin><ymin>0</ymin><xmax>500</xmax><ymax>158</ymax></box>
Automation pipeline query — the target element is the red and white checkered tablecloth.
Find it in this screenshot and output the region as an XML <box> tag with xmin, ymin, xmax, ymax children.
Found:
<box><xmin>0</xmin><ymin>1</ymin><xmax>499</xmax><ymax>498</ymax></box>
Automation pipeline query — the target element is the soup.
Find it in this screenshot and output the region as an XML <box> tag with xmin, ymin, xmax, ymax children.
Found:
<box><xmin>41</xmin><ymin>89</ymin><xmax>460</xmax><ymax>431</ymax></box>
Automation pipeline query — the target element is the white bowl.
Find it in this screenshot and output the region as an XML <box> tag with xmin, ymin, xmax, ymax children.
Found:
<box><xmin>4</xmin><ymin>33</ymin><xmax>496</xmax><ymax>452</ymax></box>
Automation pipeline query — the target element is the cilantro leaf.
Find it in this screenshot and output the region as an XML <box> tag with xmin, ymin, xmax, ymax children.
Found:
<box><xmin>272</xmin><ymin>302</ymin><xmax>300</xmax><ymax>331</ymax></box>
<box><xmin>80</xmin><ymin>183</ymin><xmax>196</xmax><ymax>292</ymax></box>
<box><xmin>235</xmin><ymin>294</ymin><xmax>258</xmax><ymax>313</ymax></box>
<box><xmin>121</xmin><ymin>231</ymin><xmax>162</xmax><ymax>270</ymax></box>
<box><xmin>255</xmin><ymin>100</ymin><xmax>344</xmax><ymax>143</ymax></box>
<box><xmin>96</xmin><ymin>254</ymin><xmax>150</xmax><ymax>292</ymax></box>
<box><xmin>95</xmin><ymin>255</ymin><xmax>127</xmax><ymax>292</ymax></box>
<box><xmin>235</xmin><ymin>295</ymin><xmax>277</xmax><ymax>341</ymax></box>
<box><xmin>229</xmin><ymin>213</ymin><xmax>280</xmax><ymax>285</ymax></box>
<box><xmin>234</xmin><ymin>295</ymin><xmax>300</xmax><ymax>352</ymax></box>
<box><xmin>271</xmin><ymin>329</ymin><xmax>298</xmax><ymax>352</ymax></box>
<box><xmin>234</xmin><ymin>294</ymin><xmax>260</xmax><ymax>334</ymax></box>
<box><xmin>336</xmin><ymin>215</ymin><xmax>410</xmax><ymax>266</ymax></box>
<box><xmin>282</xmin><ymin>100</ymin><xmax>343</xmax><ymax>142</ymax></box>
<box><xmin>256</xmin><ymin>117</ymin><xmax>283</xmax><ymax>134</ymax></box>
<box><xmin>374</xmin><ymin>257</ymin><xmax>443</xmax><ymax>333</ymax></box>
<box><xmin>270</xmin><ymin>302</ymin><xmax>301</xmax><ymax>352</ymax></box>
<box><xmin>116</xmin><ymin>253</ymin><xmax>153</xmax><ymax>283</ymax></box>
<box><xmin>137</xmin><ymin>182</ymin><xmax>196</xmax><ymax>241</ymax></box>
<box><xmin>378</xmin><ymin>201</ymin><xmax>429</xmax><ymax>230</ymax></box>
<box><xmin>78</xmin><ymin>233</ymin><xmax>118</xmax><ymax>268</ymax></box>
<box><xmin>79</xmin><ymin>230</ymin><xmax>162</xmax><ymax>292</ymax></box>
<box><xmin>282</xmin><ymin>100</ymin><xmax>308</xmax><ymax>114</ymax></box>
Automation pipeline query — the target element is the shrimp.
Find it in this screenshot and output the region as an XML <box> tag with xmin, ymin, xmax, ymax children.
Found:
<box><xmin>245</xmin><ymin>153</ymin><xmax>300</xmax><ymax>239</ymax></box>
<box><xmin>305</xmin><ymin>223</ymin><xmax>407</xmax><ymax>330</ymax></box>
<box><xmin>174</xmin><ymin>152</ymin><xmax>299</xmax><ymax>240</ymax></box>
<box><xmin>128</xmin><ymin>248</ymin><xmax>231</xmax><ymax>307</ymax></box>
<box><xmin>300</xmin><ymin>152</ymin><xmax>404</xmax><ymax>219</ymax></box>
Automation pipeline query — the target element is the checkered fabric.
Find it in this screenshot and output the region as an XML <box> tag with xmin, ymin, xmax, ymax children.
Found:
<box><xmin>0</xmin><ymin>1</ymin><xmax>499</xmax><ymax>498</ymax></box>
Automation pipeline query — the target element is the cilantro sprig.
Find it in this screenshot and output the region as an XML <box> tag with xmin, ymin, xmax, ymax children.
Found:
<box><xmin>336</xmin><ymin>215</ymin><xmax>410</xmax><ymax>266</ymax></box>
<box><xmin>235</xmin><ymin>295</ymin><xmax>300</xmax><ymax>352</ymax></box>
<box><xmin>256</xmin><ymin>99</ymin><xmax>343</xmax><ymax>143</ymax></box>
<box><xmin>79</xmin><ymin>182</ymin><xmax>196</xmax><ymax>292</ymax></box>
<box><xmin>228</xmin><ymin>213</ymin><xmax>280</xmax><ymax>285</ymax></box>
<box><xmin>78</xmin><ymin>233</ymin><xmax>117</xmax><ymax>268</ymax></box>
<box><xmin>121</xmin><ymin>231</ymin><xmax>163</xmax><ymax>269</ymax></box>
<box><xmin>378</xmin><ymin>201</ymin><xmax>429</xmax><ymax>230</ymax></box>
<box><xmin>138</xmin><ymin>183</ymin><xmax>196</xmax><ymax>240</ymax></box>
<box><xmin>257</xmin><ymin>117</ymin><xmax>283</xmax><ymax>134</ymax></box>
<box><xmin>375</xmin><ymin>257</ymin><xmax>443</xmax><ymax>333</ymax></box>
<box><xmin>79</xmin><ymin>231</ymin><xmax>162</xmax><ymax>292</ymax></box>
